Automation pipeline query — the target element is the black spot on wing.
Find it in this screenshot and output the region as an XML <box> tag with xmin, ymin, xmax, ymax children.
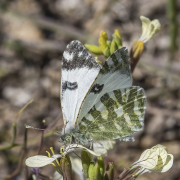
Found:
<box><xmin>62</xmin><ymin>81</ymin><xmax>78</xmax><ymax>91</ymax></box>
<box><xmin>90</xmin><ymin>84</ymin><xmax>104</xmax><ymax>94</ymax></box>
<box><xmin>62</xmin><ymin>40</ymin><xmax>100</xmax><ymax>70</ymax></box>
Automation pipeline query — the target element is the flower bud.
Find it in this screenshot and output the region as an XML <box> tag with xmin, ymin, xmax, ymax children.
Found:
<box><xmin>104</xmin><ymin>47</ymin><xmax>111</xmax><ymax>59</ymax></box>
<box><xmin>85</xmin><ymin>44</ymin><xmax>103</xmax><ymax>55</ymax></box>
<box><xmin>114</xmin><ymin>29</ymin><xmax>122</xmax><ymax>41</ymax></box>
<box><xmin>110</xmin><ymin>39</ymin><xmax>118</xmax><ymax>55</ymax></box>
<box><xmin>99</xmin><ymin>30</ymin><xmax>108</xmax><ymax>53</ymax></box>
<box><xmin>112</xmin><ymin>34</ymin><xmax>122</xmax><ymax>48</ymax></box>
<box><xmin>130</xmin><ymin>40</ymin><xmax>144</xmax><ymax>72</ymax></box>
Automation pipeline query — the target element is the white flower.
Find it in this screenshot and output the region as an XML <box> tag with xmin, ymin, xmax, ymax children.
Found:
<box><xmin>128</xmin><ymin>144</ymin><xmax>173</xmax><ymax>179</ymax></box>
<box><xmin>93</xmin><ymin>140</ymin><xmax>116</xmax><ymax>155</ymax></box>
<box><xmin>139</xmin><ymin>16</ymin><xmax>161</xmax><ymax>43</ymax></box>
<box><xmin>130</xmin><ymin>148</ymin><xmax>158</xmax><ymax>170</ymax></box>
<box><xmin>25</xmin><ymin>144</ymin><xmax>100</xmax><ymax>168</ymax></box>
<box><xmin>25</xmin><ymin>154</ymin><xmax>62</xmax><ymax>168</ymax></box>
<box><xmin>70</xmin><ymin>156</ymin><xmax>84</xmax><ymax>180</ymax></box>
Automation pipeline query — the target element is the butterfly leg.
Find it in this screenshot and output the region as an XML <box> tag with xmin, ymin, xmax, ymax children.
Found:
<box><xmin>89</xmin><ymin>140</ymin><xmax>93</xmax><ymax>150</ymax></box>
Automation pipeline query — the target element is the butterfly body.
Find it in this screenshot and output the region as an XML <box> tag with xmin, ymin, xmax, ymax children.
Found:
<box><xmin>59</xmin><ymin>127</ymin><xmax>91</xmax><ymax>147</ymax></box>
<box><xmin>60</xmin><ymin>40</ymin><xmax>146</xmax><ymax>146</ymax></box>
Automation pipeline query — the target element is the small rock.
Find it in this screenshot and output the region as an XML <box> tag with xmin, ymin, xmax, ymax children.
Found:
<box><xmin>3</xmin><ymin>86</ymin><xmax>32</xmax><ymax>106</ymax></box>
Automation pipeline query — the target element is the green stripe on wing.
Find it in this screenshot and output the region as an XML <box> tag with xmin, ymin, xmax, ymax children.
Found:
<box><xmin>79</xmin><ymin>86</ymin><xmax>146</xmax><ymax>141</ymax></box>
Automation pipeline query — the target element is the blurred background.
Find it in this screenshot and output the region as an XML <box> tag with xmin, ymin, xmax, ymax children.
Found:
<box><xmin>0</xmin><ymin>0</ymin><xmax>180</xmax><ymax>179</ymax></box>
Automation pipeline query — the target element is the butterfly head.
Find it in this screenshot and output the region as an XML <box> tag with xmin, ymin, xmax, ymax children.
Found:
<box><xmin>59</xmin><ymin>134</ymin><xmax>72</xmax><ymax>144</ymax></box>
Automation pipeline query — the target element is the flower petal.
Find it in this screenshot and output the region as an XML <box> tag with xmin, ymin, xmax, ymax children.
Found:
<box><xmin>65</xmin><ymin>144</ymin><xmax>101</xmax><ymax>156</ymax></box>
<box><xmin>93</xmin><ymin>140</ymin><xmax>116</xmax><ymax>155</ymax></box>
<box><xmin>101</xmin><ymin>140</ymin><xmax>116</xmax><ymax>150</ymax></box>
<box><xmin>70</xmin><ymin>156</ymin><xmax>84</xmax><ymax>180</ymax></box>
<box><xmin>152</xmin><ymin>144</ymin><xmax>169</xmax><ymax>153</ymax></box>
<box><xmin>133</xmin><ymin>149</ymin><xmax>158</xmax><ymax>169</ymax></box>
<box><xmin>26</xmin><ymin>155</ymin><xmax>61</xmax><ymax>168</ymax></box>
<box><xmin>139</xmin><ymin>16</ymin><xmax>161</xmax><ymax>43</ymax></box>
<box><xmin>93</xmin><ymin>143</ymin><xmax>108</xmax><ymax>155</ymax></box>
<box><xmin>155</xmin><ymin>154</ymin><xmax>174</xmax><ymax>173</ymax></box>
<box><xmin>53</xmin><ymin>171</ymin><xmax>63</xmax><ymax>180</ymax></box>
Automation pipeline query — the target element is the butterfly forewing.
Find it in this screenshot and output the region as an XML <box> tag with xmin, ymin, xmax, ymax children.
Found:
<box><xmin>76</xmin><ymin>47</ymin><xmax>132</xmax><ymax>124</ymax></box>
<box><xmin>78</xmin><ymin>86</ymin><xmax>146</xmax><ymax>141</ymax></box>
<box><xmin>61</xmin><ymin>40</ymin><xmax>101</xmax><ymax>131</ymax></box>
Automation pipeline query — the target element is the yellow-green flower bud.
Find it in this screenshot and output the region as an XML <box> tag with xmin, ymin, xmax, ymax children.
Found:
<box><xmin>91</xmin><ymin>163</ymin><xmax>101</xmax><ymax>180</ymax></box>
<box><xmin>98</xmin><ymin>156</ymin><xmax>105</xmax><ymax>180</ymax></box>
<box><xmin>81</xmin><ymin>150</ymin><xmax>92</xmax><ymax>178</ymax></box>
<box><xmin>88</xmin><ymin>161</ymin><xmax>95</xmax><ymax>180</ymax></box>
<box><xmin>104</xmin><ymin>162</ymin><xmax>114</xmax><ymax>180</ymax></box>
<box><xmin>130</xmin><ymin>40</ymin><xmax>144</xmax><ymax>72</ymax></box>
<box><xmin>99</xmin><ymin>30</ymin><xmax>108</xmax><ymax>53</ymax></box>
<box><xmin>112</xmin><ymin>34</ymin><xmax>122</xmax><ymax>48</ymax></box>
<box><xmin>85</xmin><ymin>44</ymin><xmax>103</xmax><ymax>55</ymax></box>
<box><xmin>110</xmin><ymin>39</ymin><xmax>118</xmax><ymax>55</ymax></box>
<box><xmin>114</xmin><ymin>29</ymin><xmax>122</xmax><ymax>41</ymax></box>
<box><xmin>106</xmin><ymin>40</ymin><xmax>111</xmax><ymax>48</ymax></box>
<box><xmin>104</xmin><ymin>47</ymin><xmax>111</xmax><ymax>59</ymax></box>
<box><xmin>131</xmin><ymin>40</ymin><xmax>144</xmax><ymax>59</ymax></box>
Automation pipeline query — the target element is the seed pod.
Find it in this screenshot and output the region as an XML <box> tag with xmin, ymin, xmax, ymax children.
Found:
<box><xmin>88</xmin><ymin>161</ymin><xmax>95</xmax><ymax>180</ymax></box>
<box><xmin>81</xmin><ymin>150</ymin><xmax>92</xmax><ymax>178</ymax></box>
<box><xmin>91</xmin><ymin>163</ymin><xmax>101</xmax><ymax>180</ymax></box>
<box><xmin>104</xmin><ymin>162</ymin><xmax>114</xmax><ymax>180</ymax></box>
<box><xmin>60</xmin><ymin>155</ymin><xmax>73</xmax><ymax>180</ymax></box>
<box><xmin>98</xmin><ymin>156</ymin><xmax>105</xmax><ymax>180</ymax></box>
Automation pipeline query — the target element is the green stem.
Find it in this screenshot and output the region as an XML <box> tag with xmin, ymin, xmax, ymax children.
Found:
<box><xmin>167</xmin><ymin>0</ymin><xmax>178</xmax><ymax>53</ymax></box>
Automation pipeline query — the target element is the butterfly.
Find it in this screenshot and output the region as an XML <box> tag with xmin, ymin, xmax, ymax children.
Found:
<box><xmin>60</xmin><ymin>40</ymin><xmax>146</xmax><ymax>147</ymax></box>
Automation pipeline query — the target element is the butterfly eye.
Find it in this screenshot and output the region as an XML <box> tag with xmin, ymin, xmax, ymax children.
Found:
<box><xmin>65</xmin><ymin>135</ymin><xmax>71</xmax><ymax>143</ymax></box>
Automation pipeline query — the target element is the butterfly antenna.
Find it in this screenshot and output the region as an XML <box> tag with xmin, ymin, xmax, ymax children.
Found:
<box><xmin>72</xmin><ymin>151</ymin><xmax>81</xmax><ymax>159</ymax></box>
<box><xmin>25</xmin><ymin>124</ymin><xmax>57</xmax><ymax>134</ymax></box>
<box><xmin>64</xmin><ymin>126</ymin><xmax>65</xmax><ymax>136</ymax></box>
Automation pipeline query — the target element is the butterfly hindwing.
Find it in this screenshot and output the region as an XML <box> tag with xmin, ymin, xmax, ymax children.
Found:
<box><xmin>78</xmin><ymin>86</ymin><xmax>146</xmax><ymax>141</ymax></box>
<box><xmin>76</xmin><ymin>47</ymin><xmax>132</xmax><ymax>124</ymax></box>
<box><xmin>61</xmin><ymin>40</ymin><xmax>101</xmax><ymax>131</ymax></box>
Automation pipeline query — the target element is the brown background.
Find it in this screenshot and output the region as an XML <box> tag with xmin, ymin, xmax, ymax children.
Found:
<box><xmin>0</xmin><ymin>0</ymin><xmax>180</xmax><ymax>179</ymax></box>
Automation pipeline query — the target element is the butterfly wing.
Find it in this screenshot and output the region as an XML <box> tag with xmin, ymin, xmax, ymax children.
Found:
<box><xmin>61</xmin><ymin>40</ymin><xmax>101</xmax><ymax>131</ymax></box>
<box><xmin>78</xmin><ymin>86</ymin><xmax>146</xmax><ymax>141</ymax></box>
<box><xmin>76</xmin><ymin>47</ymin><xmax>132</xmax><ymax>124</ymax></box>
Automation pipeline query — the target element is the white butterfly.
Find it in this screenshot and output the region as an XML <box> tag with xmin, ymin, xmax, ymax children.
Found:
<box><xmin>60</xmin><ymin>40</ymin><xmax>146</xmax><ymax>147</ymax></box>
